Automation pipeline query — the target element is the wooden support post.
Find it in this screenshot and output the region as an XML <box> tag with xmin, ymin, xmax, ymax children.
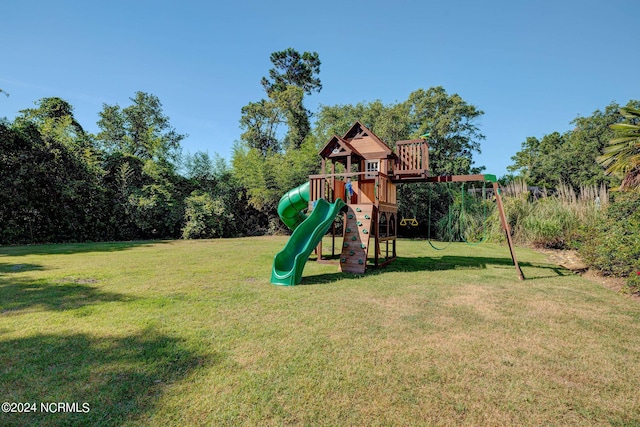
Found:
<box><xmin>374</xmin><ymin>208</ymin><xmax>379</xmax><ymax>267</ymax></box>
<box><xmin>493</xmin><ymin>182</ymin><xmax>525</xmax><ymax>280</ymax></box>
<box><xmin>393</xmin><ymin>212</ymin><xmax>397</xmax><ymax>259</ymax></box>
<box><xmin>331</xmin><ymin>161</ymin><xmax>336</xmax><ymax>202</ymax></box>
<box><xmin>331</xmin><ymin>221</ymin><xmax>335</xmax><ymax>258</ymax></box>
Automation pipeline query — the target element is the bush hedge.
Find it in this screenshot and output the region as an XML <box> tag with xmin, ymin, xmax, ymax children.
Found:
<box><xmin>578</xmin><ymin>191</ymin><xmax>640</xmax><ymax>293</ymax></box>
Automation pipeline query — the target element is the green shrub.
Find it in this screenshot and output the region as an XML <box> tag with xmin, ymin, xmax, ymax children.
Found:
<box><xmin>626</xmin><ymin>271</ymin><xmax>640</xmax><ymax>294</ymax></box>
<box><xmin>181</xmin><ymin>191</ymin><xmax>232</xmax><ymax>239</ymax></box>
<box><xmin>128</xmin><ymin>183</ymin><xmax>183</xmax><ymax>238</ymax></box>
<box><xmin>578</xmin><ymin>191</ymin><xmax>640</xmax><ymax>293</ymax></box>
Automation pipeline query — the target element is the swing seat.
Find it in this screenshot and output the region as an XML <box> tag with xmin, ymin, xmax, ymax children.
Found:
<box><xmin>400</xmin><ymin>218</ymin><xmax>418</xmax><ymax>227</ymax></box>
<box><xmin>400</xmin><ymin>217</ymin><xmax>418</xmax><ymax>227</ymax></box>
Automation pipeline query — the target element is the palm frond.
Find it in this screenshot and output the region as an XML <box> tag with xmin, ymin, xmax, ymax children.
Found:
<box><xmin>607</xmin><ymin>136</ymin><xmax>640</xmax><ymax>145</ymax></box>
<box><xmin>600</xmin><ymin>107</ymin><xmax>640</xmax><ymax>189</ymax></box>
<box><xmin>610</xmin><ymin>122</ymin><xmax>640</xmax><ymax>131</ymax></box>
<box><xmin>601</xmin><ymin>141</ymin><xmax>635</xmax><ymax>154</ymax></box>
<box><xmin>619</xmin><ymin>106</ymin><xmax>640</xmax><ymax>120</ymax></box>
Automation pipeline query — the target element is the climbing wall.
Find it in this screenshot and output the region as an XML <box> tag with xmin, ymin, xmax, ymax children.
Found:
<box><xmin>340</xmin><ymin>204</ymin><xmax>374</xmax><ymax>274</ymax></box>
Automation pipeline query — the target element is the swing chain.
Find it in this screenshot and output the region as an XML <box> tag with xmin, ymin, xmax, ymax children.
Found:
<box><xmin>400</xmin><ymin>191</ymin><xmax>419</xmax><ymax>227</ymax></box>
<box><xmin>428</xmin><ymin>183</ymin><xmax>454</xmax><ymax>250</ymax></box>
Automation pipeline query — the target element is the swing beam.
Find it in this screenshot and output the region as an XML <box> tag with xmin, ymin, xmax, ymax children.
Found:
<box><xmin>425</xmin><ymin>174</ymin><xmax>525</xmax><ymax>281</ymax></box>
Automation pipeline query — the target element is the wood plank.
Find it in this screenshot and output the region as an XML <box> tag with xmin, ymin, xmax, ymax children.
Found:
<box><xmin>351</xmin><ymin>137</ymin><xmax>381</xmax><ymax>155</ymax></box>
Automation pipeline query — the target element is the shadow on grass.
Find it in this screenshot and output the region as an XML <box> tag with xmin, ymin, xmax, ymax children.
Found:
<box><xmin>0</xmin><ymin>240</ymin><xmax>169</xmax><ymax>257</ymax></box>
<box><xmin>0</xmin><ymin>275</ymin><xmax>133</xmax><ymax>313</ymax></box>
<box><xmin>0</xmin><ymin>329</ymin><xmax>216</xmax><ymax>427</ymax></box>
<box><xmin>389</xmin><ymin>255</ymin><xmax>558</xmax><ymax>273</ymax></box>
<box><xmin>0</xmin><ymin>262</ymin><xmax>46</xmax><ymax>273</ymax></box>
<box><xmin>300</xmin><ymin>255</ymin><xmax>569</xmax><ymax>285</ymax></box>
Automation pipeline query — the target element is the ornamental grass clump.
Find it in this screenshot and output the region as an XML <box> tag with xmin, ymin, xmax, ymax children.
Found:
<box><xmin>522</xmin><ymin>197</ymin><xmax>580</xmax><ymax>249</ymax></box>
<box><xmin>487</xmin><ymin>181</ymin><xmax>606</xmax><ymax>249</ymax></box>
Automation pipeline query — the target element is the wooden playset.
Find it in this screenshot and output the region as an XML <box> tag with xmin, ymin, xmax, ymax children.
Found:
<box><xmin>270</xmin><ymin>121</ymin><xmax>524</xmax><ymax>286</ymax></box>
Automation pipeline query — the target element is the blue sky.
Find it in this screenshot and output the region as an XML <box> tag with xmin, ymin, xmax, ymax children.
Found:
<box><xmin>1</xmin><ymin>0</ymin><xmax>637</xmax><ymax>177</ymax></box>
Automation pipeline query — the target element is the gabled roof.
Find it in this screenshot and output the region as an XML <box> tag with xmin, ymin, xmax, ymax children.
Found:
<box><xmin>342</xmin><ymin>121</ymin><xmax>393</xmax><ymax>157</ymax></box>
<box><xmin>318</xmin><ymin>134</ymin><xmax>363</xmax><ymax>160</ymax></box>
<box><xmin>318</xmin><ymin>121</ymin><xmax>397</xmax><ymax>161</ymax></box>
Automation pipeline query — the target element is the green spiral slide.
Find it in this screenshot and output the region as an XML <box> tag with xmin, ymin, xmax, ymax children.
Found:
<box><xmin>277</xmin><ymin>181</ymin><xmax>311</xmax><ymax>231</ymax></box>
<box><xmin>271</xmin><ymin>183</ymin><xmax>346</xmax><ymax>286</ymax></box>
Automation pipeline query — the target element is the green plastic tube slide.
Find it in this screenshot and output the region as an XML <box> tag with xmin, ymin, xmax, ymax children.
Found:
<box><xmin>277</xmin><ymin>181</ymin><xmax>310</xmax><ymax>231</ymax></box>
<box><xmin>271</xmin><ymin>198</ymin><xmax>346</xmax><ymax>286</ymax></box>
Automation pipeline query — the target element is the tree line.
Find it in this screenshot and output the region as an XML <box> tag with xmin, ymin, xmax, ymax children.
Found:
<box><xmin>507</xmin><ymin>100</ymin><xmax>640</xmax><ymax>190</ymax></box>
<box><xmin>1</xmin><ymin>48</ymin><xmax>638</xmax><ymax>245</ymax></box>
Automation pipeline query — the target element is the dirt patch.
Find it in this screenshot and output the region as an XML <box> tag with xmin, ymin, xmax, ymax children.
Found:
<box><xmin>534</xmin><ymin>248</ymin><xmax>588</xmax><ymax>273</ymax></box>
<box><xmin>56</xmin><ymin>277</ymin><xmax>99</xmax><ymax>285</ymax></box>
<box><xmin>534</xmin><ymin>248</ymin><xmax>639</xmax><ymax>302</ymax></box>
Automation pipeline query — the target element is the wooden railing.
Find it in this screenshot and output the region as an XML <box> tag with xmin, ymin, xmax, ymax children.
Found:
<box><xmin>308</xmin><ymin>172</ymin><xmax>396</xmax><ymax>206</ymax></box>
<box><xmin>395</xmin><ymin>139</ymin><xmax>428</xmax><ymax>175</ymax></box>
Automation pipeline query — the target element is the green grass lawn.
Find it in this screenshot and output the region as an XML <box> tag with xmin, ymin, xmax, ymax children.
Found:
<box><xmin>1</xmin><ymin>237</ymin><xmax>639</xmax><ymax>426</ymax></box>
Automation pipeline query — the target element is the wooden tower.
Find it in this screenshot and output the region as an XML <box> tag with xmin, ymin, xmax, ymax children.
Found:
<box><xmin>310</xmin><ymin>121</ymin><xmax>401</xmax><ymax>274</ymax></box>
<box><xmin>307</xmin><ymin>121</ymin><xmax>524</xmax><ymax>280</ymax></box>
